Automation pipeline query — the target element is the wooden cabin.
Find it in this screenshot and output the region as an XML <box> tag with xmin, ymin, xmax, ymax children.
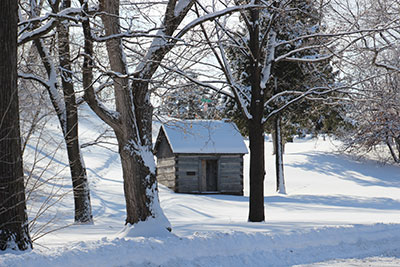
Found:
<box><xmin>153</xmin><ymin>120</ymin><xmax>248</xmax><ymax>195</ymax></box>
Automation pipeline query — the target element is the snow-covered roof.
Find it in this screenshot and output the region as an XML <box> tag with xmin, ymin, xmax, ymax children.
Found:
<box><xmin>156</xmin><ymin>120</ymin><xmax>248</xmax><ymax>154</ymax></box>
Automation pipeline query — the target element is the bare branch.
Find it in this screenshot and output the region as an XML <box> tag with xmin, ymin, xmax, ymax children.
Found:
<box><xmin>18</xmin><ymin>8</ymin><xmax>82</xmax><ymax>45</ymax></box>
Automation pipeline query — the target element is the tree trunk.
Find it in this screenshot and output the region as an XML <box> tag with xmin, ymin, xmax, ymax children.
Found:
<box><xmin>118</xmin><ymin>146</ymin><xmax>155</xmax><ymax>223</ymax></box>
<box><xmin>99</xmin><ymin>0</ymin><xmax>151</xmax><ymax>223</ymax></box>
<box><xmin>0</xmin><ymin>0</ymin><xmax>32</xmax><ymax>250</ymax></box>
<box><xmin>387</xmin><ymin>138</ymin><xmax>400</xmax><ymax>163</ymax></box>
<box><xmin>57</xmin><ymin>0</ymin><xmax>92</xmax><ymax>223</ymax></box>
<box><xmin>248</xmin><ymin>119</ymin><xmax>265</xmax><ymax>222</ymax></box>
<box><xmin>248</xmin><ymin>1</ymin><xmax>265</xmax><ymax>222</ymax></box>
<box><xmin>32</xmin><ymin>0</ymin><xmax>93</xmax><ymax>223</ymax></box>
<box><xmin>115</xmin><ymin>93</ymin><xmax>158</xmax><ymax>224</ymax></box>
<box><xmin>274</xmin><ymin>116</ymin><xmax>286</xmax><ymax>194</ymax></box>
<box><xmin>395</xmin><ymin>137</ymin><xmax>400</xmax><ymax>162</ymax></box>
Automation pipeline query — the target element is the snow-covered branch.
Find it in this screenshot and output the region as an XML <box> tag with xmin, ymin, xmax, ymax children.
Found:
<box><xmin>262</xmin><ymin>86</ymin><xmax>340</xmax><ymax>124</ymax></box>
<box><xmin>18</xmin><ymin>72</ymin><xmax>49</xmax><ymax>89</ymax></box>
<box><xmin>260</xmin><ymin>30</ymin><xmax>276</xmax><ymax>89</ymax></box>
<box><xmin>372</xmin><ymin>51</ymin><xmax>400</xmax><ymax>72</ymax></box>
<box><xmin>92</xmin><ymin>31</ymin><xmax>165</xmax><ymax>42</ymax></box>
<box><xmin>274</xmin><ymin>44</ymin><xmax>330</xmax><ymax>63</ymax></box>
<box><xmin>191</xmin><ymin>4</ymin><xmax>252</xmax><ymax>120</ymax></box>
<box><xmin>32</xmin><ymin>39</ymin><xmax>67</xmax><ymax>134</ymax></box>
<box><xmin>82</xmin><ymin>77</ymin><xmax>122</xmax><ymax>130</ymax></box>
<box><xmin>18</xmin><ymin>8</ymin><xmax>82</xmax><ymax>45</ymax></box>
<box><xmin>161</xmin><ymin>65</ymin><xmax>234</xmax><ymax>99</ymax></box>
<box><xmin>174</xmin><ymin>4</ymin><xmax>262</xmax><ymax>40</ymax></box>
<box><xmin>134</xmin><ymin>0</ymin><xmax>195</xmax><ymax>78</ymax></box>
<box><xmin>216</xmin><ymin>26</ymin><xmax>252</xmax><ymax>120</ymax></box>
<box><xmin>275</xmin><ymin>25</ymin><xmax>400</xmax><ymax>49</ymax></box>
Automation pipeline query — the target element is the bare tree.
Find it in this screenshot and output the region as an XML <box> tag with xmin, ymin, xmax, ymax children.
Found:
<box><xmin>342</xmin><ymin>58</ymin><xmax>400</xmax><ymax>163</ymax></box>
<box><xmin>18</xmin><ymin>0</ymin><xmax>93</xmax><ymax>223</ymax></box>
<box><xmin>331</xmin><ymin>0</ymin><xmax>400</xmax><ymax>163</ymax></box>
<box><xmin>78</xmin><ymin>0</ymin><xmax>198</xmax><ymax>226</ymax></box>
<box><xmin>16</xmin><ymin>0</ymin><xmax>394</xmax><ymax>228</ymax></box>
<box><xmin>0</xmin><ymin>0</ymin><xmax>32</xmax><ymax>250</ymax></box>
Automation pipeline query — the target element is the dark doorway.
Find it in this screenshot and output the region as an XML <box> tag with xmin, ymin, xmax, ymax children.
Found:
<box><xmin>206</xmin><ymin>160</ymin><xmax>218</xmax><ymax>191</ymax></box>
<box><xmin>201</xmin><ymin>159</ymin><xmax>218</xmax><ymax>192</ymax></box>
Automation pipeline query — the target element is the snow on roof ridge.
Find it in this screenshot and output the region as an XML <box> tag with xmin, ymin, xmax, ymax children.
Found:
<box><xmin>158</xmin><ymin>119</ymin><xmax>248</xmax><ymax>154</ymax></box>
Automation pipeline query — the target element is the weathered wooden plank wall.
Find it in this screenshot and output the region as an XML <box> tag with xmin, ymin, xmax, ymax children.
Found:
<box><xmin>156</xmin><ymin>151</ymin><xmax>244</xmax><ymax>194</ymax></box>
<box><xmin>176</xmin><ymin>155</ymin><xmax>200</xmax><ymax>192</ymax></box>
<box><xmin>219</xmin><ymin>155</ymin><xmax>243</xmax><ymax>194</ymax></box>
<box><xmin>157</xmin><ymin>157</ymin><xmax>176</xmax><ymax>190</ymax></box>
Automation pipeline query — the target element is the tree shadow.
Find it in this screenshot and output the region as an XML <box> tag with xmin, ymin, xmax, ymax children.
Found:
<box><xmin>286</xmin><ymin>152</ymin><xmax>400</xmax><ymax>188</ymax></box>
<box><xmin>200</xmin><ymin>193</ymin><xmax>400</xmax><ymax>211</ymax></box>
<box><xmin>264</xmin><ymin>194</ymin><xmax>400</xmax><ymax>210</ymax></box>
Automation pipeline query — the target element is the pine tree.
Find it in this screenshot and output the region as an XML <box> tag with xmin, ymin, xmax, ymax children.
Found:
<box><xmin>157</xmin><ymin>81</ymin><xmax>221</xmax><ymax>120</ymax></box>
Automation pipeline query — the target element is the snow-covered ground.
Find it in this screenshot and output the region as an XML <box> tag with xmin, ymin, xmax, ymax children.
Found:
<box><xmin>2</xmin><ymin>107</ymin><xmax>400</xmax><ymax>266</ymax></box>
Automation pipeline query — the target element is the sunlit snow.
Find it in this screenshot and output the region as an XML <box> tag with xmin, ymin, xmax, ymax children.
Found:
<box><xmin>2</xmin><ymin>106</ymin><xmax>400</xmax><ymax>267</ymax></box>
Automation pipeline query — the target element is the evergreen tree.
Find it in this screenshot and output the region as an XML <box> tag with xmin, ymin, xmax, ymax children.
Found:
<box><xmin>157</xmin><ymin>81</ymin><xmax>221</xmax><ymax>120</ymax></box>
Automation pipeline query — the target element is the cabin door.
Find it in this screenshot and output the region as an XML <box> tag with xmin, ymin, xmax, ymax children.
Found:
<box><xmin>200</xmin><ymin>159</ymin><xmax>218</xmax><ymax>192</ymax></box>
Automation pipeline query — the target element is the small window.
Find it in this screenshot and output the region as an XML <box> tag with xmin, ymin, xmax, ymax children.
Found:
<box><xmin>186</xmin><ymin>171</ymin><xmax>196</xmax><ymax>176</ymax></box>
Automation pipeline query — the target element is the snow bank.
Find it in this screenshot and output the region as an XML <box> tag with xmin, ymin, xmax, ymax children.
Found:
<box><xmin>3</xmin><ymin>223</ymin><xmax>400</xmax><ymax>267</ymax></box>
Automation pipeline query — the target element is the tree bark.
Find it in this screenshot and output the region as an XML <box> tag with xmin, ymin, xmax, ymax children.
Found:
<box><xmin>248</xmin><ymin>119</ymin><xmax>265</xmax><ymax>222</ymax></box>
<box><xmin>248</xmin><ymin>1</ymin><xmax>265</xmax><ymax>222</ymax></box>
<box><xmin>57</xmin><ymin>0</ymin><xmax>92</xmax><ymax>223</ymax></box>
<box><xmin>0</xmin><ymin>0</ymin><xmax>32</xmax><ymax>250</ymax></box>
<box><xmin>115</xmin><ymin>88</ymin><xmax>156</xmax><ymax>223</ymax></box>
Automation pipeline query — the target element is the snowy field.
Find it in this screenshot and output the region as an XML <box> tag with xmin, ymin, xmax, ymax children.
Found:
<box><xmin>2</xmin><ymin>107</ymin><xmax>400</xmax><ymax>266</ymax></box>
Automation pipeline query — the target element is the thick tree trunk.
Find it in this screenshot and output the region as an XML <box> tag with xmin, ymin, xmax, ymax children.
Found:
<box><xmin>274</xmin><ymin>116</ymin><xmax>286</xmax><ymax>194</ymax></box>
<box><xmin>115</xmin><ymin>98</ymin><xmax>157</xmax><ymax>224</ymax></box>
<box><xmin>248</xmin><ymin>1</ymin><xmax>265</xmax><ymax>222</ymax></box>
<box><xmin>0</xmin><ymin>0</ymin><xmax>32</xmax><ymax>250</ymax></box>
<box><xmin>57</xmin><ymin>0</ymin><xmax>92</xmax><ymax>223</ymax></box>
<box><xmin>119</xmin><ymin>148</ymin><xmax>155</xmax><ymax>223</ymax></box>
<box><xmin>248</xmin><ymin>119</ymin><xmax>265</xmax><ymax>222</ymax></box>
